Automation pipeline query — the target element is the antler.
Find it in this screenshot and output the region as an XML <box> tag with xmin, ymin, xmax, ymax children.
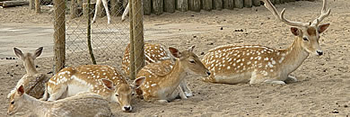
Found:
<box><xmin>261</xmin><ymin>0</ymin><xmax>309</xmax><ymax>27</ymax></box>
<box><xmin>311</xmin><ymin>0</ymin><xmax>331</xmax><ymax>26</ymax></box>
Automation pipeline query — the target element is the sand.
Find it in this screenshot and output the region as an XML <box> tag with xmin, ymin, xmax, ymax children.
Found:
<box><xmin>0</xmin><ymin>0</ymin><xmax>350</xmax><ymax>116</ymax></box>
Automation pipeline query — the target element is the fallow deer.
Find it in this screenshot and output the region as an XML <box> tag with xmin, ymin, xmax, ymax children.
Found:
<box><xmin>133</xmin><ymin>46</ymin><xmax>211</xmax><ymax>103</ymax></box>
<box><xmin>8</xmin><ymin>47</ymin><xmax>49</xmax><ymax>99</ymax></box>
<box><xmin>41</xmin><ymin>65</ymin><xmax>137</xmax><ymax>112</ymax></box>
<box><xmin>201</xmin><ymin>0</ymin><xmax>331</xmax><ymax>84</ymax></box>
<box><xmin>92</xmin><ymin>0</ymin><xmax>111</xmax><ymax>24</ymax></box>
<box><xmin>8</xmin><ymin>85</ymin><xmax>113</xmax><ymax>117</ymax></box>
<box><xmin>122</xmin><ymin>43</ymin><xmax>194</xmax><ymax>97</ymax></box>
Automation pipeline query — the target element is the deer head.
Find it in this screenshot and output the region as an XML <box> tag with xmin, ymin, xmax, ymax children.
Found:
<box><xmin>261</xmin><ymin>0</ymin><xmax>330</xmax><ymax>56</ymax></box>
<box><xmin>13</xmin><ymin>47</ymin><xmax>43</xmax><ymax>74</ymax></box>
<box><xmin>169</xmin><ymin>46</ymin><xmax>211</xmax><ymax>77</ymax></box>
<box><xmin>7</xmin><ymin>85</ymin><xmax>25</xmax><ymax>115</ymax></box>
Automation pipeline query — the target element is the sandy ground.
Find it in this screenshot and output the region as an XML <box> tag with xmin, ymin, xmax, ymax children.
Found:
<box><xmin>1</xmin><ymin>0</ymin><xmax>350</xmax><ymax>116</ymax></box>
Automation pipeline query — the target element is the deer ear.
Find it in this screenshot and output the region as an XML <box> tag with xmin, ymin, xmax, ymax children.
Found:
<box><xmin>34</xmin><ymin>47</ymin><xmax>43</xmax><ymax>59</ymax></box>
<box><xmin>17</xmin><ymin>85</ymin><xmax>24</xmax><ymax>96</ymax></box>
<box><xmin>318</xmin><ymin>23</ymin><xmax>330</xmax><ymax>33</ymax></box>
<box><xmin>133</xmin><ymin>76</ymin><xmax>145</xmax><ymax>89</ymax></box>
<box><xmin>290</xmin><ymin>27</ymin><xmax>301</xmax><ymax>36</ymax></box>
<box><xmin>168</xmin><ymin>47</ymin><xmax>181</xmax><ymax>58</ymax></box>
<box><xmin>13</xmin><ymin>47</ymin><xmax>24</xmax><ymax>60</ymax></box>
<box><xmin>101</xmin><ymin>79</ymin><xmax>115</xmax><ymax>90</ymax></box>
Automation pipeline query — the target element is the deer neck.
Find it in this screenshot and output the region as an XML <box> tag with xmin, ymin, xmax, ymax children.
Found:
<box><xmin>161</xmin><ymin>59</ymin><xmax>186</xmax><ymax>91</ymax></box>
<box><xmin>23</xmin><ymin>58</ymin><xmax>38</xmax><ymax>75</ymax></box>
<box><xmin>279</xmin><ymin>37</ymin><xmax>309</xmax><ymax>75</ymax></box>
<box><xmin>23</xmin><ymin>93</ymin><xmax>50</xmax><ymax>115</ymax></box>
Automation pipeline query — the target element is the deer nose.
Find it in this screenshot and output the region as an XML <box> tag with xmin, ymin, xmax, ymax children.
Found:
<box><xmin>316</xmin><ymin>50</ymin><xmax>323</xmax><ymax>56</ymax></box>
<box><xmin>123</xmin><ymin>106</ymin><xmax>132</xmax><ymax>111</ymax></box>
<box><xmin>206</xmin><ymin>71</ymin><xmax>211</xmax><ymax>76</ymax></box>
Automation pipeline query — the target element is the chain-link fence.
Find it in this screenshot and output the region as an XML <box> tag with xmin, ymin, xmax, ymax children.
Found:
<box><xmin>51</xmin><ymin>0</ymin><xmax>144</xmax><ymax>80</ymax></box>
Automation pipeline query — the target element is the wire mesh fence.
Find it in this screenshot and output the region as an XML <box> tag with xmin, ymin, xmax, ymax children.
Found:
<box><xmin>50</xmin><ymin>0</ymin><xmax>145</xmax><ymax>80</ymax></box>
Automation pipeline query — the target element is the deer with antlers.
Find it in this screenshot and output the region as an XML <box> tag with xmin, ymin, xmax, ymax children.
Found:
<box><xmin>41</xmin><ymin>65</ymin><xmax>137</xmax><ymax>112</ymax></box>
<box><xmin>201</xmin><ymin>0</ymin><xmax>331</xmax><ymax>84</ymax></box>
<box><xmin>8</xmin><ymin>85</ymin><xmax>113</xmax><ymax>117</ymax></box>
<box><xmin>7</xmin><ymin>47</ymin><xmax>49</xmax><ymax>99</ymax></box>
<box><xmin>122</xmin><ymin>43</ymin><xmax>195</xmax><ymax>98</ymax></box>
<box><xmin>133</xmin><ymin>46</ymin><xmax>211</xmax><ymax>103</ymax></box>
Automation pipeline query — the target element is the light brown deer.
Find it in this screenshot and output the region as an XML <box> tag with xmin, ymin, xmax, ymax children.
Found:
<box><xmin>8</xmin><ymin>85</ymin><xmax>113</xmax><ymax>117</ymax></box>
<box><xmin>133</xmin><ymin>46</ymin><xmax>211</xmax><ymax>103</ymax></box>
<box><xmin>8</xmin><ymin>47</ymin><xmax>49</xmax><ymax>99</ymax></box>
<box><xmin>201</xmin><ymin>0</ymin><xmax>331</xmax><ymax>84</ymax></box>
<box><xmin>122</xmin><ymin>43</ymin><xmax>194</xmax><ymax>97</ymax></box>
<box><xmin>41</xmin><ymin>65</ymin><xmax>137</xmax><ymax>112</ymax></box>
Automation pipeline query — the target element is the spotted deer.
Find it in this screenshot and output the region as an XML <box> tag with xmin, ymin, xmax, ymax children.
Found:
<box><xmin>133</xmin><ymin>46</ymin><xmax>211</xmax><ymax>103</ymax></box>
<box><xmin>201</xmin><ymin>0</ymin><xmax>331</xmax><ymax>84</ymax></box>
<box><xmin>41</xmin><ymin>65</ymin><xmax>137</xmax><ymax>112</ymax></box>
<box><xmin>8</xmin><ymin>85</ymin><xmax>113</xmax><ymax>117</ymax></box>
<box><xmin>8</xmin><ymin>47</ymin><xmax>49</xmax><ymax>99</ymax></box>
<box><xmin>122</xmin><ymin>43</ymin><xmax>195</xmax><ymax>97</ymax></box>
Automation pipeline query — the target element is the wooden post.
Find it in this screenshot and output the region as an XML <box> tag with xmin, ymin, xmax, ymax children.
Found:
<box><xmin>29</xmin><ymin>0</ymin><xmax>35</xmax><ymax>9</ymax></box>
<box><xmin>164</xmin><ymin>0</ymin><xmax>176</xmax><ymax>13</ymax></box>
<box><xmin>202</xmin><ymin>0</ymin><xmax>213</xmax><ymax>11</ymax></box>
<box><xmin>176</xmin><ymin>0</ymin><xmax>188</xmax><ymax>12</ymax></box>
<box><xmin>131</xmin><ymin>0</ymin><xmax>145</xmax><ymax>79</ymax></box>
<box><xmin>87</xmin><ymin>0</ymin><xmax>96</xmax><ymax>64</ymax></box>
<box><xmin>244</xmin><ymin>0</ymin><xmax>252</xmax><ymax>8</ymax></box>
<box><xmin>152</xmin><ymin>0</ymin><xmax>163</xmax><ymax>15</ymax></box>
<box><xmin>223</xmin><ymin>0</ymin><xmax>234</xmax><ymax>10</ymax></box>
<box><xmin>213</xmin><ymin>0</ymin><xmax>222</xmax><ymax>10</ymax></box>
<box><xmin>35</xmin><ymin>0</ymin><xmax>41</xmax><ymax>13</ymax></box>
<box><xmin>53</xmin><ymin>0</ymin><xmax>65</xmax><ymax>74</ymax></box>
<box><xmin>143</xmin><ymin>0</ymin><xmax>152</xmax><ymax>15</ymax></box>
<box><xmin>128</xmin><ymin>0</ymin><xmax>135</xmax><ymax>80</ymax></box>
<box><xmin>70</xmin><ymin>0</ymin><xmax>78</xmax><ymax>19</ymax></box>
<box><xmin>111</xmin><ymin>0</ymin><xmax>121</xmax><ymax>16</ymax></box>
<box><xmin>189</xmin><ymin>0</ymin><xmax>201</xmax><ymax>12</ymax></box>
<box><xmin>252</xmin><ymin>0</ymin><xmax>260</xmax><ymax>6</ymax></box>
<box><xmin>234</xmin><ymin>0</ymin><xmax>243</xmax><ymax>9</ymax></box>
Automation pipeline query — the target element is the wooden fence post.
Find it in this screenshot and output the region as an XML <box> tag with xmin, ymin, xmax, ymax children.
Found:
<box><xmin>70</xmin><ymin>0</ymin><xmax>78</xmax><ymax>19</ymax></box>
<box><xmin>53</xmin><ymin>0</ymin><xmax>65</xmax><ymax>74</ymax></box>
<box><xmin>131</xmin><ymin>0</ymin><xmax>145</xmax><ymax>79</ymax></box>
<box><xmin>29</xmin><ymin>0</ymin><xmax>35</xmax><ymax>9</ymax></box>
<box><xmin>234</xmin><ymin>0</ymin><xmax>243</xmax><ymax>9</ymax></box>
<box><xmin>35</xmin><ymin>0</ymin><xmax>41</xmax><ymax>13</ymax></box>
<box><xmin>165</xmin><ymin>0</ymin><xmax>176</xmax><ymax>13</ymax></box>
<box><xmin>152</xmin><ymin>0</ymin><xmax>163</xmax><ymax>15</ymax></box>
<box><xmin>253</xmin><ymin>0</ymin><xmax>260</xmax><ymax>6</ymax></box>
<box><xmin>189</xmin><ymin>0</ymin><xmax>201</xmax><ymax>12</ymax></box>
<box><xmin>213</xmin><ymin>0</ymin><xmax>223</xmax><ymax>10</ymax></box>
<box><xmin>128</xmin><ymin>0</ymin><xmax>135</xmax><ymax>80</ymax></box>
<box><xmin>177</xmin><ymin>0</ymin><xmax>188</xmax><ymax>12</ymax></box>
<box><xmin>144</xmin><ymin>0</ymin><xmax>152</xmax><ymax>15</ymax></box>
<box><xmin>223</xmin><ymin>0</ymin><xmax>234</xmax><ymax>9</ymax></box>
<box><xmin>202</xmin><ymin>0</ymin><xmax>213</xmax><ymax>11</ymax></box>
<box><xmin>244</xmin><ymin>0</ymin><xmax>252</xmax><ymax>8</ymax></box>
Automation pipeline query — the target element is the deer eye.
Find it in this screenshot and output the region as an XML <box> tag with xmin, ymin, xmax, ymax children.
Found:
<box><xmin>303</xmin><ymin>37</ymin><xmax>309</xmax><ymax>41</ymax></box>
<box><xmin>189</xmin><ymin>60</ymin><xmax>195</xmax><ymax>64</ymax></box>
<box><xmin>131</xmin><ymin>92</ymin><xmax>135</xmax><ymax>96</ymax></box>
<box><xmin>115</xmin><ymin>94</ymin><xmax>119</xmax><ymax>97</ymax></box>
<box><xmin>11</xmin><ymin>101</ymin><xmax>15</xmax><ymax>105</ymax></box>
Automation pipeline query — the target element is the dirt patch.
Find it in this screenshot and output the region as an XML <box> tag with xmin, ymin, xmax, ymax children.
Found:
<box><xmin>1</xmin><ymin>0</ymin><xmax>350</xmax><ymax>116</ymax></box>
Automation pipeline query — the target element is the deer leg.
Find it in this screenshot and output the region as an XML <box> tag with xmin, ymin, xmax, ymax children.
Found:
<box><xmin>286</xmin><ymin>75</ymin><xmax>298</xmax><ymax>82</ymax></box>
<box><xmin>92</xmin><ymin>0</ymin><xmax>102</xmax><ymax>24</ymax></box>
<box><xmin>177</xmin><ymin>85</ymin><xmax>187</xmax><ymax>99</ymax></box>
<box><xmin>101</xmin><ymin>0</ymin><xmax>111</xmax><ymax>24</ymax></box>
<box><xmin>263</xmin><ymin>79</ymin><xmax>286</xmax><ymax>85</ymax></box>
<box><xmin>180</xmin><ymin>80</ymin><xmax>192</xmax><ymax>97</ymax></box>
<box><xmin>121</xmin><ymin>3</ymin><xmax>129</xmax><ymax>21</ymax></box>
<box><xmin>47</xmin><ymin>84</ymin><xmax>68</xmax><ymax>101</ymax></box>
